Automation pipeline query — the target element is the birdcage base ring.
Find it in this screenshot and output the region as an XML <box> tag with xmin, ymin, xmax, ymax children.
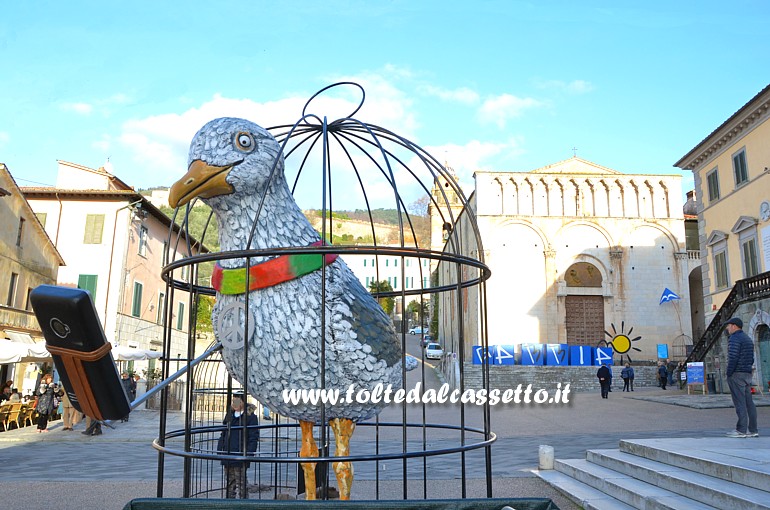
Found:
<box><xmin>153</xmin><ymin>421</ymin><xmax>496</xmax><ymax>464</ymax></box>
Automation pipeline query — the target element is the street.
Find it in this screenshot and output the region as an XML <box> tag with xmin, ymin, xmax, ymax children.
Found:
<box><xmin>1</xmin><ymin>335</ymin><xmax>768</xmax><ymax>509</ymax></box>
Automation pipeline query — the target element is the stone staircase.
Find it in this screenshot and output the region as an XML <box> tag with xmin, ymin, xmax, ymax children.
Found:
<box><xmin>535</xmin><ymin>437</ymin><xmax>770</xmax><ymax>509</ymax></box>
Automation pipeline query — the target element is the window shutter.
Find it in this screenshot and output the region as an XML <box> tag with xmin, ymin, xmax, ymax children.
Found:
<box><xmin>77</xmin><ymin>274</ymin><xmax>98</xmax><ymax>300</ymax></box>
<box><xmin>84</xmin><ymin>214</ymin><xmax>105</xmax><ymax>244</ymax></box>
<box><xmin>132</xmin><ymin>282</ymin><xmax>143</xmax><ymax>317</ymax></box>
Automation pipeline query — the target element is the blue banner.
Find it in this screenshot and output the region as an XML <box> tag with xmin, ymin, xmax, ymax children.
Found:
<box><xmin>569</xmin><ymin>345</ymin><xmax>593</xmax><ymax>366</ymax></box>
<box><xmin>595</xmin><ymin>347</ymin><xmax>613</xmax><ymax>366</ymax></box>
<box><xmin>520</xmin><ymin>343</ymin><xmax>545</xmax><ymax>365</ymax></box>
<box><xmin>546</xmin><ymin>344</ymin><xmax>569</xmax><ymax>365</ymax></box>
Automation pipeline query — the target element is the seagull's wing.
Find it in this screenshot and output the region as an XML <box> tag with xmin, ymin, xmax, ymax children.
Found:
<box><xmin>328</xmin><ymin>261</ymin><xmax>401</xmax><ymax>367</ymax></box>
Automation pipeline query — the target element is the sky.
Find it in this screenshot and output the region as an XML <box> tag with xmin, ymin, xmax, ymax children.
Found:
<box><xmin>2</xmin><ymin>1</ymin><xmax>769</xmax><ymax>211</ymax></box>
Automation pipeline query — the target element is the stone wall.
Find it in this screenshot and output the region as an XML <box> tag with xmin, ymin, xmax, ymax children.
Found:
<box><xmin>114</xmin><ymin>314</ymin><xmax>188</xmax><ymax>359</ymax></box>
<box><xmin>462</xmin><ymin>364</ymin><xmax>662</xmax><ymax>393</ymax></box>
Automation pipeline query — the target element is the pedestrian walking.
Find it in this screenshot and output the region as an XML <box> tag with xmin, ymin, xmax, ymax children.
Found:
<box><xmin>61</xmin><ymin>391</ymin><xmax>82</xmax><ymax>431</ymax></box>
<box><xmin>723</xmin><ymin>317</ymin><xmax>759</xmax><ymax>438</ymax></box>
<box><xmin>120</xmin><ymin>372</ymin><xmax>134</xmax><ymax>422</ymax></box>
<box><xmin>658</xmin><ymin>362</ymin><xmax>668</xmax><ymax>390</ymax></box>
<box><xmin>597</xmin><ymin>365</ymin><xmax>611</xmax><ymax>398</ymax></box>
<box><xmin>621</xmin><ymin>363</ymin><xmax>635</xmax><ymax>392</ymax></box>
<box><xmin>677</xmin><ymin>361</ymin><xmax>687</xmax><ymax>390</ymax></box>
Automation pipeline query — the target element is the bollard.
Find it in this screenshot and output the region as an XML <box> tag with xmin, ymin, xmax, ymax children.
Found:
<box><xmin>538</xmin><ymin>444</ymin><xmax>554</xmax><ymax>470</ymax></box>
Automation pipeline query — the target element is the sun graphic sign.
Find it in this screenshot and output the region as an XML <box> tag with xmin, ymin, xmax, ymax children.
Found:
<box><xmin>600</xmin><ymin>321</ymin><xmax>642</xmax><ymax>363</ymax></box>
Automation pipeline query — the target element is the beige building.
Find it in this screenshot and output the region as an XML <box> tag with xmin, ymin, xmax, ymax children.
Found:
<box><xmin>675</xmin><ymin>83</ymin><xmax>770</xmax><ymax>391</ymax></box>
<box><xmin>675</xmin><ymin>84</ymin><xmax>770</xmax><ymax>319</ymax></box>
<box><xmin>434</xmin><ymin>157</ymin><xmax>699</xmax><ymax>362</ymax></box>
<box><xmin>0</xmin><ymin>163</ymin><xmax>64</xmax><ymax>390</ymax></box>
<box><xmin>22</xmin><ymin>161</ymin><xmax>206</xmax><ymax>375</ymax></box>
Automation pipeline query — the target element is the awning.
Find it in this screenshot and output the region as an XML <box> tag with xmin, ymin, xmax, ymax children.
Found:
<box><xmin>5</xmin><ymin>331</ymin><xmax>37</xmax><ymax>344</ymax></box>
<box><xmin>112</xmin><ymin>345</ymin><xmax>162</xmax><ymax>361</ymax></box>
<box><xmin>0</xmin><ymin>331</ymin><xmax>51</xmax><ymax>363</ymax></box>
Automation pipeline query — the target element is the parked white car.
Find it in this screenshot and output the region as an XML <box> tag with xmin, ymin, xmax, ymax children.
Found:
<box><xmin>425</xmin><ymin>343</ymin><xmax>443</xmax><ymax>360</ymax></box>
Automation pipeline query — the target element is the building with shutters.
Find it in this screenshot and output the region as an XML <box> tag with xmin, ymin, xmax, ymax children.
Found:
<box><xmin>22</xmin><ymin>161</ymin><xmax>207</xmax><ymax>374</ymax></box>
<box><xmin>674</xmin><ymin>83</ymin><xmax>770</xmax><ymax>320</ymax></box>
<box><xmin>432</xmin><ymin>157</ymin><xmax>700</xmax><ymax>363</ymax></box>
<box><xmin>674</xmin><ymin>83</ymin><xmax>770</xmax><ymax>392</ymax></box>
<box><xmin>0</xmin><ymin>163</ymin><xmax>64</xmax><ymax>390</ymax></box>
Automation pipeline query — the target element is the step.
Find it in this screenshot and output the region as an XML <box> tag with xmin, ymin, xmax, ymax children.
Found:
<box><xmin>589</xmin><ymin>449</ymin><xmax>770</xmax><ymax>510</ymax></box>
<box><xmin>534</xmin><ymin>469</ymin><xmax>636</xmax><ymax>510</ymax></box>
<box><xmin>619</xmin><ymin>437</ymin><xmax>770</xmax><ymax>492</ymax></box>
<box><xmin>555</xmin><ymin>458</ymin><xmax>718</xmax><ymax>510</ymax></box>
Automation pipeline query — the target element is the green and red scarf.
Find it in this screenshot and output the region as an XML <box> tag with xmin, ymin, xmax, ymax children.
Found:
<box><xmin>211</xmin><ymin>241</ymin><xmax>338</xmax><ymax>295</ymax></box>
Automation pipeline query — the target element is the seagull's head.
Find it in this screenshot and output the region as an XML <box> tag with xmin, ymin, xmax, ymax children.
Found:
<box><xmin>168</xmin><ymin>117</ymin><xmax>283</xmax><ymax>209</ymax></box>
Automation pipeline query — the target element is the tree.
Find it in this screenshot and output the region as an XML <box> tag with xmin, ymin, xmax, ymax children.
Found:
<box><xmin>159</xmin><ymin>204</ymin><xmax>220</xmax><ymax>251</ymax></box>
<box><xmin>159</xmin><ymin>204</ymin><xmax>219</xmax><ymax>287</ymax></box>
<box><xmin>195</xmin><ymin>295</ymin><xmax>215</xmax><ymax>333</ymax></box>
<box><xmin>405</xmin><ymin>298</ymin><xmax>429</xmax><ymax>326</ymax></box>
<box><xmin>430</xmin><ymin>270</ymin><xmax>439</xmax><ymax>336</ymax></box>
<box><xmin>368</xmin><ymin>280</ymin><xmax>395</xmax><ymax>316</ymax></box>
<box><xmin>408</xmin><ymin>196</ymin><xmax>430</xmax><ymax>217</ymax></box>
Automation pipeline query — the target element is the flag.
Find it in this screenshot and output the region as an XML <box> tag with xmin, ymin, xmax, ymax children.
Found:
<box><xmin>659</xmin><ymin>288</ymin><xmax>681</xmax><ymax>305</ymax></box>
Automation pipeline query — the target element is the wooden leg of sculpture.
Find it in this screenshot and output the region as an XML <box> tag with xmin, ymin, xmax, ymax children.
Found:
<box><xmin>300</xmin><ymin>420</ymin><xmax>318</xmax><ymax>500</ymax></box>
<box><xmin>330</xmin><ymin>417</ymin><xmax>355</xmax><ymax>500</ymax></box>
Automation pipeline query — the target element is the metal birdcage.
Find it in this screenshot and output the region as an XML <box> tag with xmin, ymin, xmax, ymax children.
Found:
<box><xmin>155</xmin><ymin>82</ymin><xmax>494</xmax><ymax>501</ymax></box>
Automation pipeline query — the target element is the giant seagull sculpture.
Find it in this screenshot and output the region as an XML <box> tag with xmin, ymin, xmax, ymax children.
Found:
<box><xmin>169</xmin><ymin>117</ymin><xmax>405</xmax><ymax>500</ymax></box>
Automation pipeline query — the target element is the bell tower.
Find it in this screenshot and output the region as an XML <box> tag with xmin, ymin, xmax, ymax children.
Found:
<box><xmin>429</xmin><ymin>163</ymin><xmax>465</xmax><ymax>264</ymax></box>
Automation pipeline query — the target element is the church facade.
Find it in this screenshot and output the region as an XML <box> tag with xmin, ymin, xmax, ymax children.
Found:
<box><xmin>433</xmin><ymin>157</ymin><xmax>699</xmax><ymax>363</ymax></box>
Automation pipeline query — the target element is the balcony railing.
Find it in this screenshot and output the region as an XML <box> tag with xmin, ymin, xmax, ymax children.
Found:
<box><xmin>687</xmin><ymin>271</ymin><xmax>770</xmax><ymax>363</ymax></box>
<box><xmin>0</xmin><ymin>305</ymin><xmax>41</xmax><ymax>334</ymax></box>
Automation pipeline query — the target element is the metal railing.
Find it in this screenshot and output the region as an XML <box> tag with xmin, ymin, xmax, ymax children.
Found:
<box><xmin>687</xmin><ymin>270</ymin><xmax>770</xmax><ymax>363</ymax></box>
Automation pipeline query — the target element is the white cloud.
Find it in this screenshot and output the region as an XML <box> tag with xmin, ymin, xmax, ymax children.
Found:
<box><xmin>0</xmin><ymin>131</ymin><xmax>9</xmax><ymax>147</ymax></box>
<box><xmin>323</xmin><ymin>70</ymin><xmax>420</xmax><ymax>136</ymax></box>
<box><xmin>115</xmin><ymin>71</ymin><xmax>529</xmax><ymax>210</ymax></box>
<box><xmin>118</xmin><ymin>93</ymin><xmax>352</xmax><ymax>186</ymax></box>
<box><xmin>565</xmin><ymin>80</ymin><xmax>594</xmax><ymax>94</ymax></box>
<box><xmin>117</xmin><ymin>69</ymin><xmax>430</xmax><ymax>189</ymax></box>
<box><xmin>534</xmin><ymin>79</ymin><xmax>595</xmax><ymax>94</ymax></box>
<box><xmin>423</xmin><ymin>138</ymin><xmax>524</xmax><ymax>179</ymax></box>
<box><xmin>418</xmin><ymin>84</ymin><xmax>480</xmax><ymax>105</ymax></box>
<box><xmin>61</xmin><ymin>102</ymin><xmax>93</xmax><ymax>115</ymax></box>
<box><xmin>477</xmin><ymin>94</ymin><xmax>543</xmax><ymax>128</ymax></box>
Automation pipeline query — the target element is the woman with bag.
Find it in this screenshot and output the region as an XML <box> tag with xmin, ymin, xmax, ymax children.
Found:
<box><xmin>621</xmin><ymin>363</ymin><xmax>635</xmax><ymax>391</ymax></box>
<box><xmin>36</xmin><ymin>373</ymin><xmax>61</xmax><ymax>433</ymax></box>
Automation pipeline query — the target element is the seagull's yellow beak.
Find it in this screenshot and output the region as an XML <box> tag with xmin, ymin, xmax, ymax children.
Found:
<box><xmin>168</xmin><ymin>160</ymin><xmax>235</xmax><ymax>208</ymax></box>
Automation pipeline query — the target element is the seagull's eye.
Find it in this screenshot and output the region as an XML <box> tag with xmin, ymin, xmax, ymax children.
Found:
<box><xmin>234</xmin><ymin>132</ymin><xmax>255</xmax><ymax>152</ymax></box>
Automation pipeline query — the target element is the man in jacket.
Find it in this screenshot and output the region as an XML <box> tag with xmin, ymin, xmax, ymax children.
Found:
<box><xmin>597</xmin><ymin>364</ymin><xmax>611</xmax><ymax>399</ymax></box>
<box><xmin>724</xmin><ymin>317</ymin><xmax>759</xmax><ymax>438</ymax></box>
<box><xmin>218</xmin><ymin>395</ymin><xmax>259</xmax><ymax>498</ymax></box>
